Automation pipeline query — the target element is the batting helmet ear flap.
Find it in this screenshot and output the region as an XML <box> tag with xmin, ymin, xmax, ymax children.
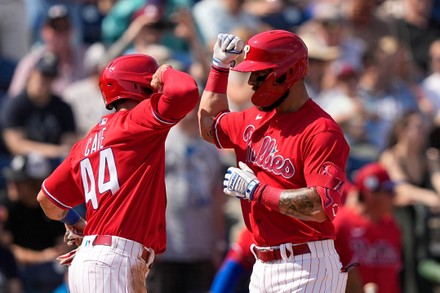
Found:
<box><xmin>251</xmin><ymin>58</ymin><xmax>309</xmax><ymax>107</ymax></box>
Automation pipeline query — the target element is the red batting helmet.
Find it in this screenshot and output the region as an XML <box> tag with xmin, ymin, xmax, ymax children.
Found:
<box><xmin>99</xmin><ymin>54</ymin><xmax>159</xmax><ymax>110</ymax></box>
<box><xmin>232</xmin><ymin>30</ymin><xmax>309</xmax><ymax>107</ymax></box>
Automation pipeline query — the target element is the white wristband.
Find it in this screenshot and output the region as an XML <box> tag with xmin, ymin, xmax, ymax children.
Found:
<box><xmin>212</xmin><ymin>57</ymin><xmax>230</xmax><ymax>69</ymax></box>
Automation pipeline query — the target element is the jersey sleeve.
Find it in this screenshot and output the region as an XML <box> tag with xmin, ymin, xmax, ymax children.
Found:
<box><xmin>154</xmin><ymin>67</ymin><xmax>199</xmax><ymax>123</ymax></box>
<box><xmin>303</xmin><ymin>130</ymin><xmax>350</xmax><ymax>221</ymax></box>
<box><xmin>41</xmin><ymin>156</ymin><xmax>84</xmax><ymax>209</ymax></box>
<box><xmin>212</xmin><ymin>111</ymin><xmax>243</xmax><ymax>149</ymax></box>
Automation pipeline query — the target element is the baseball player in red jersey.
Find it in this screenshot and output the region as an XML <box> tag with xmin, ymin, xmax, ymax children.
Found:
<box><xmin>334</xmin><ymin>163</ymin><xmax>402</xmax><ymax>293</ymax></box>
<box><xmin>36</xmin><ymin>54</ymin><xmax>199</xmax><ymax>293</ymax></box>
<box><xmin>198</xmin><ymin>30</ymin><xmax>350</xmax><ymax>292</ymax></box>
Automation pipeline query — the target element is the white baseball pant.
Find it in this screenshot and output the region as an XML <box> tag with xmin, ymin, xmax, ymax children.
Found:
<box><xmin>68</xmin><ymin>235</ymin><xmax>155</xmax><ymax>293</ymax></box>
<box><xmin>249</xmin><ymin>239</ymin><xmax>347</xmax><ymax>293</ymax></box>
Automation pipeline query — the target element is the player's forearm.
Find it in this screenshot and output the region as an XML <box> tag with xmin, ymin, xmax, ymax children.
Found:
<box><xmin>198</xmin><ymin>66</ymin><xmax>231</xmax><ymax>142</ymax></box>
<box><xmin>199</xmin><ymin>91</ymin><xmax>229</xmax><ymax>142</ymax></box>
<box><xmin>37</xmin><ymin>191</ymin><xmax>87</xmax><ymax>235</ymax></box>
<box><xmin>37</xmin><ymin>190</ymin><xmax>69</xmax><ymax>221</ymax></box>
<box><xmin>255</xmin><ymin>185</ymin><xmax>327</xmax><ymax>222</ymax></box>
<box><xmin>3</xmin><ymin>130</ymin><xmax>69</xmax><ymax>158</ymax></box>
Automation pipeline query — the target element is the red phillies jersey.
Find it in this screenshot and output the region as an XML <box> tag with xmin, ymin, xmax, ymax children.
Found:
<box><xmin>334</xmin><ymin>207</ymin><xmax>402</xmax><ymax>293</ymax></box>
<box><xmin>213</xmin><ymin>99</ymin><xmax>349</xmax><ymax>246</ymax></box>
<box><xmin>41</xmin><ymin>68</ymin><xmax>199</xmax><ymax>254</ymax></box>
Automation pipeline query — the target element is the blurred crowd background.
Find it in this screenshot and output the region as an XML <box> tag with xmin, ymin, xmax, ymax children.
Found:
<box><xmin>1</xmin><ymin>0</ymin><xmax>440</xmax><ymax>292</ymax></box>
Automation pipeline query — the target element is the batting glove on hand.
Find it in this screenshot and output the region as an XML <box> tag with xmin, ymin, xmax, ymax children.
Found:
<box><xmin>213</xmin><ymin>33</ymin><xmax>244</xmax><ymax>69</ymax></box>
<box><xmin>56</xmin><ymin>248</ymin><xmax>78</xmax><ymax>266</ymax></box>
<box><xmin>224</xmin><ymin>161</ymin><xmax>259</xmax><ymax>200</ymax></box>
<box><xmin>64</xmin><ymin>225</ymin><xmax>84</xmax><ymax>247</ymax></box>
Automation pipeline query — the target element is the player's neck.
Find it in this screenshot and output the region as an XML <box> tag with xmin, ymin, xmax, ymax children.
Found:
<box><xmin>277</xmin><ymin>81</ymin><xmax>310</xmax><ymax>113</ymax></box>
<box><xmin>115</xmin><ymin>100</ymin><xmax>139</xmax><ymax>111</ymax></box>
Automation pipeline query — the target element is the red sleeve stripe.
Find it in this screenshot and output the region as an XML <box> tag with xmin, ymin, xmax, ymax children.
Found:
<box><xmin>41</xmin><ymin>180</ymin><xmax>72</xmax><ymax>209</ymax></box>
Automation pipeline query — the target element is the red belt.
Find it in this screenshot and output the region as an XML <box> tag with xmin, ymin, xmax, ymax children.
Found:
<box><xmin>92</xmin><ymin>235</ymin><xmax>151</xmax><ymax>263</ymax></box>
<box><xmin>253</xmin><ymin>243</ymin><xmax>311</xmax><ymax>262</ymax></box>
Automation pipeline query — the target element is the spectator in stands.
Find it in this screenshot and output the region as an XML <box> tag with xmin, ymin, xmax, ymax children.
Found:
<box><xmin>63</xmin><ymin>43</ymin><xmax>112</xmax><ymax>138</ymax></box>
<box><xmin>334</xmin><ymin>162</ymin><xmax>402</xmax><ymax>293</ymax></box>
<box><xmin>317</xmin><ymin>60</ymin><xmax>363</xmax><ymax>128</ymax></box>
<box><xmin>7</xmin><ymin>4</ymin><xmax>88</xmax><ymax>98</ymax></box>
<box><xmin>24</xmin><ymin>0</ymin><xmax>84</xmax><ymax>45</ymax></box>
<box><xmin>297</xmin><ymin>1</ymin><xmax>366</xmax><ymax>71</ymax></box>
<box><xmin>102</xmin><ymin>4</ymin><xmax>211</xmax><ymax>84</ymax></box>
<box><xmin>341</xmin><ymin>0</ymin><xmax>392</xmax><ymax>49</ymax></box>
<box><xmin>0</xmin><ymin>0</ymin><xmax>29</xmax><ymax>62</ymax></box>
<box><xmin>101</xmin><ymin>3</ymin><xmax>183</xmax><ymax>69</ymax></box>
<box><xmin>394</xmin><ymin>0</ymin><xmax>440</xmax><ymax>76</ymax></box>
<box><xmin>317</xmin><ymin>60</ymin><xmax>378</xmax><ymax>178</ymax></box>
<box><xmin>0</xmin><ymin>52</ymin><xmax>77</xmax><ymax>161</ymax></box>
<box><xmin>0</xmin><ymin>0</ymin><xmax>29</xmax><ymax>98</ymax></box>
<box><xmin>242</xmin><ymin>0</ymin><xmax>309</xmax><ymax>31</ymax></box>
<box><xmin>357</xmin><ymin>36</ymin><xmax>426</xmax><ymax>153</ymax></box>
<box><xmin>100</xmin><ymin>0</ymin><xmax>146</xmax><ymax>46</ymax></box>
<box><xmin>1</xmin><ymin>154</ymin><xmax>69</xmax><ymax>293</ymax></box>
<box><xmin>422</xmin><ymin>39</ymin><xmax>440</xmax><ymax>121</ymax></box>
<box><xmin>300</xmin><ymin>32</ymin><xmax>341</xmax><ymax>98</ymax></box>
<box><xmin>192</xmin><ymin>0</ymin><xmax>264</xmax><ymax>48</ymax></box>
<box><xmin>379</xmin><ymin>110</ymin><xmax>440</xmax><ymax>293</ymax></box>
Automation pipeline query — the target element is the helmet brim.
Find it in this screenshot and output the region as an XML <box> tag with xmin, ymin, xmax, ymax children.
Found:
<box><xmin>232</xmin><ymin>60</ymin><xmax>276</xmax><ymax>72</ymax></box>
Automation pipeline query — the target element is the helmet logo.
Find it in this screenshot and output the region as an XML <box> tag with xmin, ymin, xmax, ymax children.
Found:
<box><xmin>243</xmin><ymin>45</ymin><xmax>250</xmax><ymax>60</ymax></box>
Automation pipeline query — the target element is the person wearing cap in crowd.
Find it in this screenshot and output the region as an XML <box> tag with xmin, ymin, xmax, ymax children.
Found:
<box><xmin>101</xmin><ymin>3</ymin><xmax>183</xmax><ymax>70</ymax></box>
<box><xmin>316</xmin><ymin>60</ymin><xmax>363</xmax><ymax>127</ymax></box>
<box><xmin>300</xmin><ymin>32</ymin><xmax>341</xmax><ymax>99</ymax></box>
<box><xmin>297</xmin><ymin>1</ymin><xmax>366</xmax><ymax>72</ymax></box>
<box><xmin>7</xmin><ymin>4</ymin><xmax>88</xmax><ymax>99</ymax></box>
<box><xmin>0</xmin><ymin>154</ymin><xmax>70</xmax><ymax>293</ymax></box>
<box><xmin>333</xmin><ymin>162</ymin><xmax>402</xmax><ymax>293</ymax></box>
<box><xmin>192</xmin><ymin>0</ymin><xmax>264</xmax><ymax>48</ymax></box>
<box><xmin>101</xmin><ymin>2</ymin><xmax>210</xmax><ymax>83</ymax></box>
<box><xmin>100</xmin><ymin>0</ymin><xmax>148</xmax><ymax>46</ymax></box>
<box><xmin>25</xmin><ymin>0</ymin><xmax>84</xmax><ymax>46</ymax></box>
<box><xmin>0</xmin><ymin>51</ymin><xmax>77</xmax><ymax>162</ymax></box>
<box><xmin>315</xmin><ymin>60</ymin><xmax>380</xmax><ymax>180</ymax></box>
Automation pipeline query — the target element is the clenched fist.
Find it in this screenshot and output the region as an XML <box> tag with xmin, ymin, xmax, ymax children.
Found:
<box><xmin>213</xmin><ymin>33</ymin><xmax>244</xmax><ymax>69</ymax></box>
